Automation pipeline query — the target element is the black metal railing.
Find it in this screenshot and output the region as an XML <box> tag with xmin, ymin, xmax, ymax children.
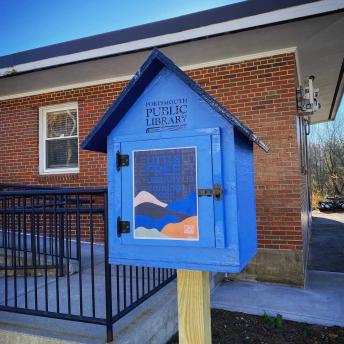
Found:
<box><xmin>0</xmin><ymin>187</ymin><xmax>176</xmax><ymax>342</ymax></box>
<box><xmin>0</xmin><ymin>183</ymin><xmax>60</xmax><ymax>191</ymax></box>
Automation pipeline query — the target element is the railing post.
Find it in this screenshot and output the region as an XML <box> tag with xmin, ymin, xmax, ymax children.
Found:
<box><xmin>31</xmin><ymin>196</ymin><xmax>36</xmax><ymax>269</ymax></box>
<box><xmin>59</xmin><ymin>194</ymin><xmax>65</xmax><ymax>277</ymax></box>
<box><xmin>104</xmin><ymin>192</ymin><xmax>113</xmax><ymax>342</ymax></box>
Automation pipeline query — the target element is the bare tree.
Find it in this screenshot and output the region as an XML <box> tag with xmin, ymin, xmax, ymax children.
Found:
<box><xmin>310</xmin><ymin>119</ymin><xmax>344</xmax><ymax>196</ymax></box>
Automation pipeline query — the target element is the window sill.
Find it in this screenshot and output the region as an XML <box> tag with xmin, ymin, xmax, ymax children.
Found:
<box><xmin>39</xmin><ymin>168</ymin><xmax>80</xmax><ymax>176</ymax></box>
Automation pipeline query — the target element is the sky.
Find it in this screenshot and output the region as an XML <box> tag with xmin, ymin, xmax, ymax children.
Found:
<box><xmin>0</xmin><ymin>0</ymin><xmax>342</xmax><ymax>134</ymax></box>
<box><xmin>310</xmin><ymin>101</ymin><xmax>343</xmax><ymax>142</ymax></box>
<box><xmin>334</xmin><ymin>99</ymin><xmax>343</xmax><ymax>124</ymax></box>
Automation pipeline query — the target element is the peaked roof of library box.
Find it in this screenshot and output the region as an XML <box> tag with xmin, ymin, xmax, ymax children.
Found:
<box><xmin>81</xmin><ymin>49</ymin><xmax>269</xmax><ymax>153</ymax></box>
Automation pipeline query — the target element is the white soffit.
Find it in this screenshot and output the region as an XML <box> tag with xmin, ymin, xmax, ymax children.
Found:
<box><xmin>0</xmin><ymin>47</ymin><xmax>299</xmax><ymax>101</ymax></box>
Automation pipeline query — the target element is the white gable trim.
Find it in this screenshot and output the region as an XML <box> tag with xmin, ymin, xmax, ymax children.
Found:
<box><xmin>0</xmin><ymin>47</ymin><xmax>299</xmax><ymax>101</ymax></box>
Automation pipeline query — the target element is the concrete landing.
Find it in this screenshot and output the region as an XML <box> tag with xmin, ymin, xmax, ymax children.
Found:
<box><xmin>0</xmin><ymin>281</ymin><xmax>178</xmax><ymax>344</ymax></box>
<box><xmin>212</xmin><ymin>270</ymin><xmax>344</xmax><ymax>327</ymax></box>
<box><xmin>0</xmin><ymin>239</ymin><xmax>179</xmax><ymax>343</ymax></box>
<box><xmin>0</xmin><ymin>272</ymin><xmax>224</xmax><ymax>343</ymax></box>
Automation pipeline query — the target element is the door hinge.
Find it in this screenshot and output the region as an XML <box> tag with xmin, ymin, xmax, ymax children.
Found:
<box><xmin>116</xmin><ymin>151</ymin><xmax>129</xmax><ymax>171</ymax></box>
<box><xmin>198</xmin><ymin>184</ymin><xmax>223</xmax><ymax>201</ymax></box>
<box><xmin>117</xmin><ymin>217</ymin><xmax>130</xmax><ymax>236</ymax></box>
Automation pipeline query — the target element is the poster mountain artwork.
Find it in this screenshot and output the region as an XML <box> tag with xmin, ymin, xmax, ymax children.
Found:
<box><xmin>133</xmin><ymin>147</ymin><xmax>199</xmax><ymax>240</ymax></box>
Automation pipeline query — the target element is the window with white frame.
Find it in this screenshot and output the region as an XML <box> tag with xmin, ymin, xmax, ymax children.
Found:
<box><xmin>39</xmin><ymin>103</ymin><xmax>79</xmax><ymax>174</ymax></box>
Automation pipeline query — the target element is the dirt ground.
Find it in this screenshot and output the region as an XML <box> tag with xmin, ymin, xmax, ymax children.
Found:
<box><xmin>168</xmin><ymin>309</ymin><xmax>344</xmax><ymax>344</ymax></box>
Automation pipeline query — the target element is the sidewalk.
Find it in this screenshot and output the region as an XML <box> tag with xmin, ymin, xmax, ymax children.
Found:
<box><xmin>212</xmin><ymin>212</ymin><xmax>344</xmax><ymax>327</ymax></box>
<box><xmin>212</xmin><ymin>270</ymin><xmax>344</xmax><ymax>327</ymax></box>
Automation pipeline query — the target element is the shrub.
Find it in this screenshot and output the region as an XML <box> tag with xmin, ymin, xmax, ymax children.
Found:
<box><xmin>311</xmin><ymin>192</ymin><xmax>324</xmax><ymax>210</ymax></box>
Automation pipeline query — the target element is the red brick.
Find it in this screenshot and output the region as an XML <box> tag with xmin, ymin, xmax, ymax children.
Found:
<box><xmin>0</xmin><ymin>53</ymin><xmax>305</xmax><ymax>250</ymax></box>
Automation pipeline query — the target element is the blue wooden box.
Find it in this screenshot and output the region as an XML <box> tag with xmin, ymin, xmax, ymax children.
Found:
<box><xmin>82</xmin><ymin>49</ymin><xmax>268</xmax><ymax>272</ymax></box>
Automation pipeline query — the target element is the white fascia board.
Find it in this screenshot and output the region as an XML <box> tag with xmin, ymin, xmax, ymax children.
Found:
<box><xmin>0</xmin><ymin>0</ymin><xmax>341</xmax><ymax>77</ymax></box>
<box><xmin>0</xmin><ymin>47</ymin><xmax>298</xmax><ymax>101</ymax></box>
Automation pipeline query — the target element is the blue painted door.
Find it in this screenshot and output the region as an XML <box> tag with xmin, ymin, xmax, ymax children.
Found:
<box><xmin>116</xmin><ymin>129</ymin><xmax>223</xmax><ymax>248</ymax></box>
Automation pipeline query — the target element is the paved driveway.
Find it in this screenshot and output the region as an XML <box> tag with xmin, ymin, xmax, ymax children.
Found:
<box><xmin>308</xmin><ymin>211</ymin><xmax>344</xmax><ymax>273</ymax></box>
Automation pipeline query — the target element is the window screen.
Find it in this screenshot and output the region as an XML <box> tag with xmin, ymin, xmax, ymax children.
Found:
<box><xmin>47</xmin><ymin>110</ymin><xmax>77</xmax><ymax>138</ymax></box>
<box><xmin>46</xmin><ymin>138</ymin><xmax>78</xmax><ymax>168</ymax></box>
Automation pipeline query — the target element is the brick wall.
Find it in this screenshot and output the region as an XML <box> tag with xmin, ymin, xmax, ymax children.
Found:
<box><xmin>0</xmin><ymin>53</ymin><xmax>303</xmax><ymax>251</ymax></box>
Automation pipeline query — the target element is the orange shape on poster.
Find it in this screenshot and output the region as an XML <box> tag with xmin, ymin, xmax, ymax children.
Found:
<box><xmin>161</xmin><ymin>216</ymin><xmax>198</xmax><ymax>239</ymax></box>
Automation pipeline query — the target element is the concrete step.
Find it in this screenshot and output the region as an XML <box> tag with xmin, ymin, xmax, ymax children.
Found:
<box><xmin>0</xmin><ymin>251</ymin><xmax>78</xmax><ymax>277</ymax></box>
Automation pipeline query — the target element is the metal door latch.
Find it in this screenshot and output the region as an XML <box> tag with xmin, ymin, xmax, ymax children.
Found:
<box><xmin>117</xmin><ymin>217</ymin><xmax>130</xmax><ymax>236</ymax></box>
<box><xmin>198</xmin><ymin>184</ymin><xmax>223</xmax><ymax>201</ymax></box>
<box><xmin>213</xmin><ymin>184</ymin><xmax>224</xmax><ymax>201</ymax></box>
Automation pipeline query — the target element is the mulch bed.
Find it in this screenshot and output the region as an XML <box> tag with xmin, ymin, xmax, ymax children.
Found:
<box><xmin>168</xmin><ymin>309</ymin><xmax>344</xmax><ymax>344</ymax></box>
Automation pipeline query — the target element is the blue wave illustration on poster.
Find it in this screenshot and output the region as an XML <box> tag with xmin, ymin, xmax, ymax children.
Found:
<box><xmin>166</xmin><ymin>192</ymin><xmax>197</xmax><ymax>217</ymax></box>
<box><xmin>134</xmin><ymin>191</ymin><xmax>197</xmax><ymax>234</ymax></box>
<box><xmin>135</xmin><ymin>214</ymin><xmax>182</xmax><ymax>231</ymax></box>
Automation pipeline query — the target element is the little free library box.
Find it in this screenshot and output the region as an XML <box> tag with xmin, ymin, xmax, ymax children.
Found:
<box><xmin>82</xmin><ymin>49</ymin><xmax>268</xmax><ymax>272</ymax></box>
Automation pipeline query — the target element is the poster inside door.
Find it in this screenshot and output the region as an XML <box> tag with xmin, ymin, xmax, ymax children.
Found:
<box><xmin>133</xmin><ymin>147</ymin><xmax>199</xmax><ymax>240</ymax></box>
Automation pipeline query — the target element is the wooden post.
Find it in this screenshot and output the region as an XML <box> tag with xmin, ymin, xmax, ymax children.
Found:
<box><xmin>177</xmin><ymin>270</ymin><xmax>211</xmax><ymax>344</ymax></box>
